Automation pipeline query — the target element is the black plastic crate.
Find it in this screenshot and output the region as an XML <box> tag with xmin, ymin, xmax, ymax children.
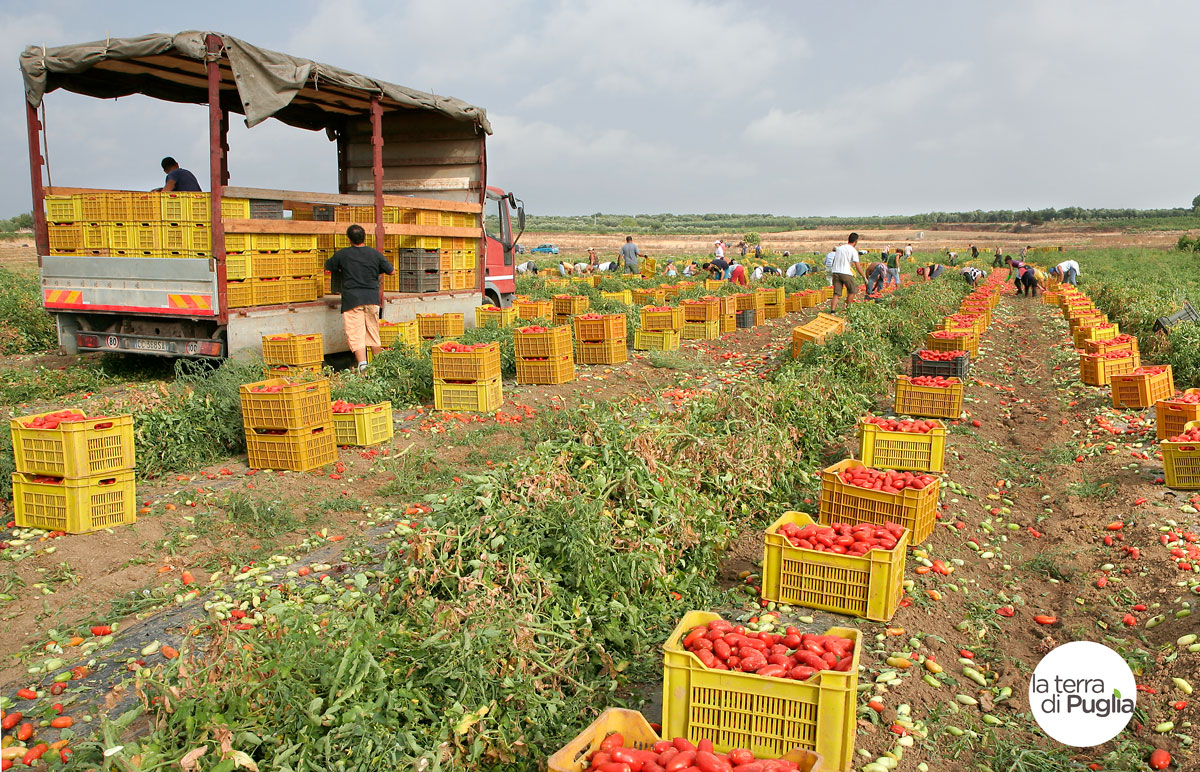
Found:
<box><xmin>736</xmin><ymin>309</ymin><xmax>756</xmax><ymax>328</ymax></box>
<box><xmin>250</xmin><ymin>199</ymin><xmax>284</xmax><ymax>220</ymax></box>
<box><xmin>397</xmin><ymin>270</ymin><xmax>440</xmax><ymax>293</ymax></box>
<box><xmin>911</xmin><ymin>349</ymin><xmax>971</xmax><ymax>379</ymax></box>
<box><xmin>312</xmin><ymin>205</ymin><xmax>336</xmax><ymax>222</ymax></box>
<box><xmin>395</xmin><ymin>248</ymin><xmax>441</xmax><ymax>272</ymax></box>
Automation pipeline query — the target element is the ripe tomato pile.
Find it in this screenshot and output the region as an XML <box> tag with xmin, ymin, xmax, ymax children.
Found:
<box><xmin>25</xmin><ymin>476</ymin><xmax>64</xmax><ymax>485</ymax></box>
<box><xmin>778</xmin><ymin>521</ymin><xmax>903</xmax><ymax>554</ymax></box>
<box><xmin>1166</xmin><ymin>391</ymin><xmax>1200</xmax><ymax>405</ymax></box>
<box><xmin>330</xmin><ymin>400</ymin><xmax>365</xmax><ymax>414</ymax></box>
<box><xmin>22</xmin><ymin>410</ymin><xmax>93</xmax><ymax>429</ymax></box>
<box><xmin>682</xmin><ymin>616</ymin><xmax>854</xmax><ymax>682</ymax></box>
<box><xmin>518</xmin><ymin>325</ymin><xmax>551</xmax><ymax>334</ymax></box>
<box><xmin>946</xmin><ymin>314</ymin><xmax>980</xmax><ymax>326</ymax></box>
<box><xmin>1095</xmin><ymin>333</ymin><xmax>1134</xmax><ymax>345</ymax></box>
<box><xmin>585</xmin><ymin>734</ymin><xmax>805</xmax><ymax>772</ymax></box>
<box><xmin>838</xmin><ymin>465</ymin><xmax>936</xmax><ymax>492</ymax></box>
<box><xmin>930</xmin><ymin>330</ymin><xmax>969</xmax><ymax>339</ymax></box>
<box><xmin>249</xmin><ymin>384</ymin><xmax>284</xmax><ymax>393</ymax></box>
<box><xmin>909</xmin><ymin>375</ymin><xmax>959</xmax><ymax>388</ymax></box>
<box><xmin>437</xmin><ymin>342</ymin><xmax>492</xmax><ymax>353</ymax></box>
<box><xmin>862</xmin><ymin>416</ymin><xmax>940</xmax><ymax>434</ymax></box>
<box><xmin>577</xmin><ymin>313</ymin><xmax>603</xmax><ymax>320</ymax></box>
<box><xmin>1130</xmin><ymin>366</ymin><xmax>1167</xmax><ymax>376</ymax></box>
<box><xmin>1167</xmin><ymin>427</ymin><xmax>1200</xmax><ymax>443</ymax></box>
<box><xmin>1090</xmin><ymin>351</ymin><xmax>1134</xmax><ymax>361</ymax></box>
<box><xmin>645</xmin><ymin>306</ymin><xmax>672</xmax><ymax>312</ymax></box>
<box><xmin>916</xmin><ymin>349</ymin><xmax>966</xmax><ymax>361</ymax></box>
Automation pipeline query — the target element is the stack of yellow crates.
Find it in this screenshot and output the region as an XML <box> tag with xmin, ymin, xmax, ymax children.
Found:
<box><xmin>261</xmin><ymin>333</ymin><xmax>323</xmax><ymax>378</ymax></box>
<box><xmin>432</xmin><ymin>342</ymin><xmax>503</xmax><ymax>412</ymax></box>
<box><xmin>241</xmin><ymin>378</ymin><xmax>336</xmax><ymax>472</ymax></box>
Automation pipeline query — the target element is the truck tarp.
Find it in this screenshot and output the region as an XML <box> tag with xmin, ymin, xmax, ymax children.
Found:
<box><xmin>20</xmin><ymin>30</ymin><xmax>492</xmax><ymax>134</ymax></box>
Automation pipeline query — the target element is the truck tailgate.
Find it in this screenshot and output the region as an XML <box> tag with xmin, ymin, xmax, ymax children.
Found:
<box><xmin>41</xmin><ymin>255</ymin><xmax>218</xmax><ymax>316</ymax></box>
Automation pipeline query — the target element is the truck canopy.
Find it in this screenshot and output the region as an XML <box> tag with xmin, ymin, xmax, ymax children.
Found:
<box><xmin>20</xmin><ymin>30</ymin><xmax>492</xmax><ymax>135</ymax></box>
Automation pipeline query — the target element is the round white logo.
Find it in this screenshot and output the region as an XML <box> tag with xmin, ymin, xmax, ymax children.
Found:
<box><xmin>1030</xmin><ymin>641</ymin><xmax>1136</xmax><ymax>747</ymax></box>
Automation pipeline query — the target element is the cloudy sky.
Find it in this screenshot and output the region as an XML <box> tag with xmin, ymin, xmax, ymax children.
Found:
<box><xmin>3</xmin><ymin>0</ymin><xmax>1198</xmax><ymax>218</ymax></box>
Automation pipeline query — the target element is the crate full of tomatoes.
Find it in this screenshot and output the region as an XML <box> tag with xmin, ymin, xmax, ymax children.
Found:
<box><xmin>910</xmin><ymin>348</ymin><xmax>970</xmax><ymax>380</ymax></box>
<box><xmin>819</xmin><ymin>458</ymin><xmax>938</xmax><ymax>543</ymax></box>
<box><xmin>10</xmin><ymin>409</ymin><xmax>135</xmax><ymax>478</ymax></box>
<box><xmin>1162</xmin><ymin>420</ymin><xmax>1200</xmax><ymax>491</ymax></box>
<box><xmin>893</xmin><ymin>375</ymin><xmax>963</xmax><ymax>420</ymax></box>
<box><xmin>762</xmin><ymin>510</ymin><xmax>908</xmax><ymax>622</ymax></box>
<box><xmin>661</xmin><ymin>611</ymin><xmax>857</xmax><ymax>772</ymax></box>
<box><xmin>858</xmin><ymin>414</ymin><xmax>946</xmax><ymax>472</ymax></box>
<box><xmin>1156</xmin><ymin>389</ymin><xmax>1200</xmax><ymax>440</ymax></box>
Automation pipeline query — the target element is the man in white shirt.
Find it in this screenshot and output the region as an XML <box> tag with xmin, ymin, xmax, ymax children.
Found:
<box><xmin>1051</xmin><ymin>259</ymin><xmax>1080</xmax><ymax>286</ymax></box>
<box><xmin>574</xmin><ymin>262</ymin><xmax>590</xmax><ymax>274</ymax></box>
<box><xmin>785</xmin><ymin>262</ymin><xmax>811</xmax><ymax>278</ymax></box>
<box><xmin>829</xmin><ymin>233</ymin><xmax>865</xmax><ymax>312</ymax></box>
<box><xmin>904</xmin><ymin>244</ymin><xmax>913</xmax><ymax>261</ymax></box>
<box><xmin>595</xmin><ymin>260</ymin><xmax>617</xmax><ymax>273</ymax></box>
<box><xmin>824</xmin><ymin>248</ymin><xmax>837</xmax><ymax>285</ymax></box>
<box><xmin>714</xmin><ymin>241</ymin><xmax>725</xmax><ymax>260</ymax></box>
<box><xmin>516</xmin><ymin>260</ymin><xmax>538</xmax><ymax>275</ymax></box>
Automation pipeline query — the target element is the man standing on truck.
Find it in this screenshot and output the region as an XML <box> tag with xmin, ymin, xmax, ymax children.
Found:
<box><xmin>153</xmin><ymin>157</ymin><xmax>202</xmax><ymax>192</ymax></box>
<box><xmin>620</xmin><ymin>236</ymin><xmax>642</xmax><ymax>274</ymax></box>
<box><xmin>324</xmin><ymin>224</ymin><xmax>394</xmax><ymax>371</ymax></box>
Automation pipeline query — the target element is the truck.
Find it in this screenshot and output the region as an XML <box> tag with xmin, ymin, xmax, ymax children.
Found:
<box><xmin>19</xmin><ymin>31</ymin><xmax>524</xmax><ymax>359</ymax></box>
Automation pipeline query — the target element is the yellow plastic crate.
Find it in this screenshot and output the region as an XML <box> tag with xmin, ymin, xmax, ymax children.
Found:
<box><xmin>433</xmin><ymin>377</ymin><xmax>503</xmax><ymax>412</ymax></box>
<box><xmin>894</xmin><ymin>376</ymin><xmax>964</xmax><ymax>420</ymax></box>
<box><xmin>515</xmin><ymin>355</ymin><xmax>576</xmax><ymax>385</ymax></box>
<box><xmin>285</xmin><ymin>251</ymin><xmax>322</xmax><ymax>277</ymax></box>
<box><xmin>573</xmin><ymin>314</ymin><xmax>626</xmax><ymax>342</ymax></box>
<box><xmin>704</xmin><ymin>279</ymin><xmax>724</xmax><ymax>291</ymax></box>
<box><xmin>1084</xmin><ymin>335</ymin><xmax>1138</xmax><ymax>357</ymax></box>
<box><xmin>285</xmin><ymin>234</ymin><xmax>318</xmax><ymax>251</ymax></box>
<box><xmin>332</xmin><ymin>402</ymin><xmax>393</xmax><ymax>446</ymax></box>
<box><xmin>261</xmin><ymin>333</ymin><xmax>323</xmax><ymax>366</ymax></box>
<box><xmin>45</xmin><ymin>194</ymin><xmax>82</xmax><ymax>222</ymax></box>
<box><xmin>682</xmin><ymin>298</ymin><xmax>721</xmax><ymax>322</ymax></box>
<box><xmin>417</xmin><ymin>312</ymin><xmax>465</xmax><ymax>339</ymax></box>
<box><xmin>927</xmin><ymin>330</ymin><xmax>978</xmax><ymax>360</ymax></box>
<box><xmin>13</xmin><ymin>471</ymin><xmax>137</xmax><ymax>534</ymax></box>
<box><xmin>378</xmin><ymin>320</ymin><xmax>419</xmax><ymax>349</ymax></box>
<box><xmin>514</xmin><ymin>325</ymin><xmax>573</xmax><ymax>358</ymax></box>
<box><xmin>10</xmin><ymin>411</ymin><xmax>135</xmax><ymax>478</ymax></box>
<box><xmin>720</xmin><ymin>315</ymin><xmax>736</xmax><ymax>334</ymax></box>
<box><xmin>515</xmin><ymin>299</ymin><xmax>553</xmax><ymax>320</ymax></box>
<box><xmin>1156</xmin><ymin>390</ymin><xmax>1200</xmax><ymax>441</ymax></box>
<box><xmin>250</xmin><ymin>233</ymin><xmax>285</xmax><ymax>251</ymax></box>
<box><xmin>1163</xmin><ymin>421</ymin><xmax>1200</xmax><ymax>490</ymax></box>
<box><xmin>264</xmin><ymin>363</ymin><xmax>322</xmax><ymax>379</ymax></box>
<box><xmin>1110</xmin><ymin>365</ymin><xmax>1173</xmax><ymax>410</ymax></box>
<box><xmin>858</xmin><ymin>418</ymin><xmax>946</xmax><ymax>472</ymax></box>
<box><xmin>452</xmin><ymin>269</ymin><xmax>476</xmax><ymax>290</ymax></box>
<box><xmin>221</xmin><ymin>197</ymin><xmax>251</xmax><ymax>219</ymax></box>
<box><xmin>662</xmin><ymin>610</ymin><xmax>858</xmax><ymax>772</ymax></box>
<box><xmin>287</xmin><ymin>276</ymin><xmax>318</xmax><ymax>304</ymax></box>
<box><xmin>432</xmin><ymin>342</ymin><xmax>501</xmax><ymax>381</ymax></box>
<box><xmin>681</xmin><ymin>320</ymin><xmax>720</xmax><ymax>340</ymax></box>
<box><xmin>474</xmin><ymin>305</ymin><xmax>518</xmax><ymax>329</ymax></box>
<box><xmin>640</xmin><ymin>256</ymin><xmax>658</xmax><ymax>278</ymax></box>
<box><xmin>553</xmin><ymin>295</ymin><xmax>590</xmax><ymax>317</ymax></box>
<box><xmin>639</xmin><ymin>306</ymin><xmax>684</xmax><ymax>331</ymax></box>
<box><xmin>226</xmin><ymin>280</ymin><xmax>253</xmax><ymax>308</ymax></box>
<box><xmin>762</xmin><ymin>511</ymin><xmax>908</xmax><ymax>622</ymax></box>
<box><xmin>47</xmin><ymin>223</ymin><xmax>82</xmax><ymax>251</ymax></box>
<box><xmin>253</xmin><ymin>277</ymin><xmax>290</xmax><ymax>306</ymax></box>
<box><xmin>245</xmin><ymin>424</ymin><xmax>337</xmax><ymax>472</ymax></box>
<box><xmin>756</xmin><ymin>286</ymin><xmax>785</xmax><ymax>306</ymax></box>
<box><xmin>633</xmin><ymin>330</ymin><xmax>681</xmax><ymax>351</ymax></box>
<box><xmin>1079</xmin><ymin>352</ymin><xmax>1140</xmax><ymax>387</ymax></box>
<box><xmin>547</xmin><ymin>708</ymin><xmax>823</xmax><ymax>772</ymax></box>
<box><xmin>601</xmin><ymin>290</ymin><xmax>633</xmax><ymax>305</ymax></box>
<box><xmin>239</xmin><ymin>378</ymin><xmax>332</xmax><ymax>431</ymax></box>
<box><xmin>818</xmin><ymin>459</ymin><xmax>938</xmax><ymax>544</ymax></box>
<box><xmin>632</xmin><ymin>288</ymin><xmax>667</xmax><ymax>306</ymax></box>
<box><xmin>160</xmin><ymin>192</ymin><xmax>210</xmax><ymax>222</ymax></box>
<box><xmin>763</xmin><ymin>304</ymin><xmax>787</xmax><ymax>320</ymax></box>
<box><xmin>575</xmin><ymin>338</ymin><xmax>627</xmax><ymax>365</ymax></box>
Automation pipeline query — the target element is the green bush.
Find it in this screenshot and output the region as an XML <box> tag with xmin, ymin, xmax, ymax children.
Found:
<box><xmin>0</xmin><ymin>267</ymin><xmax>56</xmax><ymax>354</ymax></box>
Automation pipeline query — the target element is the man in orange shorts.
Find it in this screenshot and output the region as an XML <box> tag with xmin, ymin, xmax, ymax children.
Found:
<box><xmin>323</xmin><ymin>224</ymin><xmax>394</xmax><ymax>370</ymax></box>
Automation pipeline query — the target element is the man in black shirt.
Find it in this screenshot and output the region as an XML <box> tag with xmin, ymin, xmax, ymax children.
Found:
<box><xmin>324</xmin><ymin>225</ymin><xmax>394</xmax><ymax>370</ymax></box>
<box><xmin>153</xmin><ymin>157</ymin><xmax>202</xmax><ymax>192</ymax></box>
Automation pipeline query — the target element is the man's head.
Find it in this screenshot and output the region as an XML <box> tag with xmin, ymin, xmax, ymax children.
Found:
<box><xmin>161</xmin><ymin>157</ymin><xmax>179</xmax><ymax>172</ymax></box>
<box><xmin>1005</xmin><ymin>256</ymin><xmax>1014</xmax><ymax>265</ymax></box>
<box><xmin>625</xmin><ymin>236</ymin><xmax>633</xmax><ymax>243</ymax></box>
<box><xmin>701</xmin><ymin>262</ymin><xmax>712</xmax><ymax>271</ymax></box>
<box><xmin>848</xmin><ymin>232</ymin><xmax>859</xmax><ymax>245</ymax></box>
<box><xmin>346</xmin><ymin>224</ymin><xmax>367</xmax><ymax>246</ymax></box>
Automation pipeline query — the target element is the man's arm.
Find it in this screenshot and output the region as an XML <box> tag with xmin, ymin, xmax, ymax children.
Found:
<box><xmin>161</xmin><ymin>177</ymin><xmax>177</xmax><ymax>193</ymax></box>
<box><xmin>380</xmin><ymin>252</ymin><xmax>394</xmax><ymax>275</ymax></box>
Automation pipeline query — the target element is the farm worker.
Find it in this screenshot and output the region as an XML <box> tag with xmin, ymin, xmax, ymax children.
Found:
<box><xmin>701</xmin><ymin>257</ymin><xmax>729</xmax><ymax>279</ymax></box>
<box><xmin>970</xmin><ymin>244</ymin><xmax>979</xmax><ymax>261</ymax></box>
<box><xmin>665</xmin><ymin>260</ymin><xmax>678</xmax><ymax>277</ymax></box>
<box><xmin>992</xmin><ymin>246</ymin><xmax>1004</xmax><ymax>268</ymax></box>
<box><xmin>324</xmin><ymin>224</ymin><xmax>394</xmax><ymax>371</ymax></box>
<box><xmin>1051</xmin><ymin>259</ymin><xmax>1080</xmax><ymax>285</ymax></box>
<box><xmin>573</xmin><ymin>261</ymin><xmax>590</xmax><ymax>274</ymax></box>
<box><xmin>1006</xmin><ymin>257</ymin><xmax>1038</xmax><ymax>297</ymax></box>
<box><xmin>153</xmin><ymin>157</ymin><xmax>201</xmax><ymax>192</ymax></box>
<box><xmin>558</xmin><ymin>261</ymin><xmax>574</xmax><ymax>276</ymax></box>
<box><xmin>619</xmin><ymin>236</ymin><xmax>642</xmax><ymax>274</ymax></box>
<box><xmin>1019</xmin><ymin>245</ymin><xmax>1028</xmax><ymax>260</ymax></box>
<box><xmin>916</xmin><ymin>264</ymin><xmax>944</xmax><ymax>281</ymax></box>
<box><xmin>945</xmin><ymin>248</ymin><xmax>958</xmax><ymax>266</ymax></box>
<box><xmin>515</xmin><ymin>260</ymin><xmax>539</xmax><ymax>275</ymax></box>
<box><xmin>596</xmin><ymin>260</ymin><xmax>618</xmax><ymax>272</ymax></box>
<box><xmin>682</xmin><ymin>260</ymin><xmax>699</xmax><ymax>276</ymax></box>
<box><xmin>751</xmin><ymin>264</ymin><xmax>764</xmax><ymax>281</ymax></box>
<box><xmin>823</xmin><ymin>247</ymin><xmax>837</xmax><ymax>285</ymax></box>
<box><xmin>587</xmin><ymin>247</ymin><xmax>598</xmax><ymax>267</ymax></box>
<box><xmin>785</xmin><ymin>261</ymin><xmax>811</xmax><ymax>278</ymax></box>
<box><xmin>960</xmin><ymin>266</ymin><xmax>985</xmax><ymax>287</ymax></box>
<box><xmin>762</xmin><ymin>265</ymin><xmax>782</xmax><ymax>276</ymax></box>
<box><xmin>885</xmin><ymin>249</ymin><xmax>901</xmax><ymax>288</ymax></box>
<box><xmin>828</xmin><ymin>233</ymin><xmax>864</xmax><ymax>312</ymax></box>
<box><xmin>864</xmin><ymin>261</ymin><xmax>887</xmax><ymax>295</ymax></box>
<box><xmin>754</xmin><ymin>243</ymin><xmax>762</xmax><ymax>259</ymax></box>
<box><xmin>715</xmin><ymin>241</ymin><xmax>726</xmax><ymax>261</ymax></box>
<box><xmin>729</xmin><ymin>263</ymin><xmax>749</xmax><ymax>286</ymax></box>
<box><xmin>904</xmin><ymin>243</ymin><xmax>913</xmax><ymax>261</ymax></box>
<box><xmin>737</xmin><ymin>241</ymin><xmax>746</xmax><ymax>257</ymax></box>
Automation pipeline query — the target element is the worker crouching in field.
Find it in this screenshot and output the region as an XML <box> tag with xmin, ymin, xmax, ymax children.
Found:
<box><xmin>960</xmin><ymin>266</ymin><xmax>985</xmax><ymax>287</ymax></box>
<box><xmin>916</xmin><ymin>264</ymin><xmax>945</xmax><ymax>281</ymax></box>
<box><xmin>1006</xmin><ymin>257</ymin><xmax>1041</xmax><ymax>297</ymax></box>
<box><xmin>324</xmin><ymin>224</ymin><xmax>394</xmax><ymax>371</ymax></box>
<box><xmin>1050</xmin><ymin>259</ymin><xmax>1080</xmax><ymax>286</ymax></box>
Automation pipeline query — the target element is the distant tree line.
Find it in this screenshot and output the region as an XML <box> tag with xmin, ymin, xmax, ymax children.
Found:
<box><xmin>0</xmin><ymin>212</ymin><xmax>33</xmax><ymax>232</ymax></box>
<box><xmin>518</xmin><ymin>206</ymin><xmax>1199</xmax><ymax>234</ymax></box>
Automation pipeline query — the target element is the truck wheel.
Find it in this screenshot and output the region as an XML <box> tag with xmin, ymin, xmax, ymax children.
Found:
<box><xmin>483</xmin><ymin>289</ymin><xmax>501</xmax><ymax>308</ymax></box>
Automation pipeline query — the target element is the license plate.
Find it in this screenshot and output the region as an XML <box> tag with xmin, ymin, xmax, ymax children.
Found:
<box><xmin>134</xmin><ymin>339</ymin><xmax>168</xmax><ymax>352</ymax></box>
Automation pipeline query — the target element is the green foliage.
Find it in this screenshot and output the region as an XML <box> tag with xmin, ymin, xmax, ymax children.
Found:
<box><xmin>0</xmin><ymin>266</ymin><xmax>56</xmax><ymax>354</ymax></box>
<box><xmin>0</xmin><ymin>212</ymin><xmax>33</xmax><ymax>232</ymax></box>
<box><xmin>743</xmin><ymin>231</ymin><xmax>762</xmax><ymax>246</ymax></box>
<box><xmin>1177</xmin><ymin>234</ymin><xmax>1195</xmax><ymax>252</ymax></box>
<box><xmin>330</xmin><ymin>347</ymin><xmax>434</xmax><ymax>406</ymax></box>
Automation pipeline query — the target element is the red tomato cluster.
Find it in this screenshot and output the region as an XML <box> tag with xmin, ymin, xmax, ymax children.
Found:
<box><xmin>838</xmin><ymin>466</ymin><xmax>936</xmax><ymax>492</ymax></box>
<box><xmin>438</xmin><ymin>342</ymin><xmax>492</xmax><ymax>353</ymax></box>
<box><xmin>518</xmin><ymin>326</ymin><xmax>550</xmax><ymax>334</ymax></box>
<box><xmin>1168</xmin><ymin>427</ymin><xmax>1200</xmax><ymax>443</ymax></box>
<box><xmin>917</xmin><ymin>349</ymin><xmax>966</xmax><ymax>361</ymax></box>
<box><xmin>863</xmin><ymin>416</ymin><xmax>940</xmax><ymax>434</ymax></box>
<box><xmin>682</xmin><ymin>617</ymin><xmax>853</xmax><ymax>683</ymax></box>
<box><xmin>586</xmin><ymin>734</ymin><xmax>804</xmax><ymax>772</ymax></box>
<box><xmin>1095</xmin><ymin>333</ymin><xmax>1133</xmax><ymax>345</ymax></box>
<box><xmin>22</xmin><ymin>410</ymin><xmax>94</xmax><ymax>429</ymax></box>
<box><xmin>26</xmin><ymin>476</ymin><xmax>63</xmax><ymax>484</ymax></box>
<box><xmin>909</xmin><ymin>375</ymin><xmax>959</xmax><ymax>387</ymax></box>
<box><xmin>250</xmin><ymin>384</ymin><xmax>284</xmax><ymax>393</ymax></box>
<box><xmin>1166</xmin><ymin>391</ymin><xmax>1200</xmax><ymax>405</ymax></box>
<box><xmin>577</xmin><ymin>313</ymin><xmax>603</xmax><ymax>320</ymax></box>
<box><xmin>778</xmin><ymin>521</ymin><xmax>903</xmax><ymax>554</ymax></box>
<box><xmin>1130</xmin><ymin>366</ymin><xmax>1167</xmax><ymax>376</ymax></box>
<box><xmin>331</xmin><ymin>400</ymin><xmax>365</xmax><ymax>414</ymax></box>
<box><xmin>930</xmin><ymin>330</ymin><xmax>969</xmax><ymax>339</ymax></box>
<box><xmin>1090</xmin><ymin>351</ymin><xmax>1133</xmax><ymax>361</ymax></box>
<box><xmin>946</xmin><ymin>314</ymin><xmax>979</xmax><ymax>325</ymax></box>
<box><xmin>645</xmin><ymin>306</ymin><xmax>672</xmax><ymax>312</ymax></box>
